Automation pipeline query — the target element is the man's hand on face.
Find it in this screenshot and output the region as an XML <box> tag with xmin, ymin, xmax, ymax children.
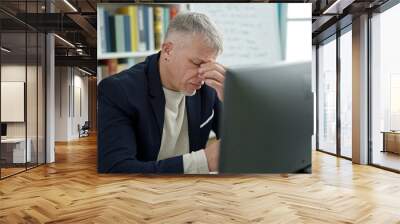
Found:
<box><xmin>204</xmin><ymin>140</ymin><xmax>220</xmax><ymax>172</ymax></box>
<box><xmin>198</xmin><ymin>61</ymin><xmax>226</xmax><ymax>102</ymax></box>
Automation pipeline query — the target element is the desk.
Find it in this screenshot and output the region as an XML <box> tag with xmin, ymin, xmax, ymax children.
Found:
<box><xmin>1</xmin><ymin>138</ymin><xmax>31</xmax><ymax>163</ymax></box>
<box><xmin>381</xmin><ymin>131</ymin><xmax>400</xmax><ymax>154</ymax></box>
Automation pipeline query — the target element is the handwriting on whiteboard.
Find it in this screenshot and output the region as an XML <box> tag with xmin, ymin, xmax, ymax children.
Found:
<box><xmin>189</xmin><ymin>3</ymin><xmax>282</xmax><ymax>66</ymax></box>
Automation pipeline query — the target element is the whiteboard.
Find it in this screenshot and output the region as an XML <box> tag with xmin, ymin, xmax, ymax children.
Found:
<box><xmin>189</xmin><ymin>3</ymin><xmax>282</xmax><ymax>66</ymax></box>
<box><xmin>1</xmin><ymin>82</ymin><xmax>25</xmax><ymax>122</ymax></box>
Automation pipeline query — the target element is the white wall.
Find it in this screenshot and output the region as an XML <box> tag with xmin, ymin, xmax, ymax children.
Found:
<box><xmin>55</xmin><ymin>66</ymin><xmax>68</xmax><ymax>141</ymax></box>
<box><xmin>55</xmin><ymin>67</ymin><xmax>89</xmax><ymax>141</ymax></box>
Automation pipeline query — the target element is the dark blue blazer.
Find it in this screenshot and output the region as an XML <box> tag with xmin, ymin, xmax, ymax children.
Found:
<box><xmin>97</xmin><ymin>53</ymin><xmax>221</xmax><ymax>173</ymax></box>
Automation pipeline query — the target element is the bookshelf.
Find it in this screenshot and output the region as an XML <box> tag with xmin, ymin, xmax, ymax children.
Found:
<box><xmin>97</xmin><ymin>3</ymin><xmax>187</xmax><ymax>79</ymax></box>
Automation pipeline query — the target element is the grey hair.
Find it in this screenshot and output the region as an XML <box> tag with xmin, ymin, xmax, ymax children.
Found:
<box><xmin>165</xmin><ymin>12</ymin><xmax>223</xmax><ymax>55</ymax></box>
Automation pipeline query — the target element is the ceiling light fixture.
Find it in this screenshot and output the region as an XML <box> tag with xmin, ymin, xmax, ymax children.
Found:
<box><xmin>63</xmin><ymin>0</ymin><xmax>78</xmax><ymax>12</ymax></box>
<box><xmin>78</xmin><ymin>67</ymin><xmax>92</xmax><ymax>76</ymax></box>
<box><xmin>323</xmin><ymin>0</ymin><xmax>354</xmax><ymax>15</ymax></box>
<box><xmin>1</xmin><ymin>47</ymin><xmax>11</xmax><ymax>53</ymax></box>
<box><xmin>54</xmin><ymin>34</ymin><xmax>75</xmax><ymax>48</ymax></box>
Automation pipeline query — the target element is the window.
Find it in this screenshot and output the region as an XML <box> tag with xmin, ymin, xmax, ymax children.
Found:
<box><xmin>340</xmin><ymin>28</ymin><xmax>352</xmax><ymax>158</ymax></box>
<box><xmin>285</xmin><ymin>4</ymin><xmax>312</xmax><ymax>62</ymax></box>
<box><xmin>317</xmin><ymin>37</ymin><xmax>337</xmax><ymax>154</ymax></box>
<box><xmin>371</xmin><ymin>3</ymin><xmax>400</xmax><ymax>171</ymax></box>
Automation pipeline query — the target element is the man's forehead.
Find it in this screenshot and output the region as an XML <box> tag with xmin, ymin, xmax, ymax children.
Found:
<box><xmin>191</xmin><ymin>49</ymin><xmax>217</xmax><ymax>62</ymax></box>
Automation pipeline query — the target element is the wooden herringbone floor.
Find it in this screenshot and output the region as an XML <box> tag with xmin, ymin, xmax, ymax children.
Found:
<box><xmin>1</xmin><ymin>135</ymin><xmax>400</xmax><ymax>223</ymax></box>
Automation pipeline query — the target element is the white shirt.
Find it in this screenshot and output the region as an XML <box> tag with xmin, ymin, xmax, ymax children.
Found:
<box><xmin>157</xmin><ymin>87</ymin><xmax>209</xmax><ymax>174</ymax></box>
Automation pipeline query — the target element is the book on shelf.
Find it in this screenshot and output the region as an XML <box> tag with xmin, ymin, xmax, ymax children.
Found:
<box><xmin>115</xmin><ymin>15</ymin><xmax>128</xmax><ymax>52</ymax></box>
<box><xmin>98</xmin><ymin>7</ymin><xmax>107</xmax><ymax>52</ymax></box>
<box><xmin>137</xmin><ymin>6</ymin><xmax>147</xmax><ymax>51</ymax></box>
<box><xmin>123</xmin><ymin>16</ymin><xmax>132</xmax><ymax>52</ymax></box>
<box><xmin>117</xmin><ymin>6</ymin><xmax>139</xmax><ymax>52</ymax></box>
<box><xmin>99</xmin><ymin>4</ymin><xmax>180</xmax><ymax>56</ymax></box>
<box><xmin>153</xmin><ymin>6</ymin><xmax>163</xmax><ymax>50</ymax></box>
<box><xmin>163</xmin><ymin>7</ymin><xmax>170</xmax><ymax>36</ymax></box>
<box><xmin>108</xmin><ymin>16</ymin><xmax>116</xmax><ymax>52</ymax></box>
<box><xmin>143</xmin><ymin>6</ymin><xmax>155</xmax><ymax>51</ymax></box>
<box><xmin>170</xmin><ymin>5</ymin><xmax>178</xmax><ymax>19</ymax></box>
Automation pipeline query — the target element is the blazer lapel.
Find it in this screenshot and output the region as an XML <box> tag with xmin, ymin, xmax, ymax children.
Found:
<box><xmin>147</xmin><ymin>52</ymin><xmax>165</xmax><ymax>138</ymax></box>
<box><xmin>186</xmin><ymin>93</ymin><xmax>201</xmax><ymax>152</ymax></box>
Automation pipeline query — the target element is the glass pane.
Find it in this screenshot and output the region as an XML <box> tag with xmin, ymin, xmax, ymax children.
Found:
<box><xmin>340</xmin><ymin>30</ymin><xmax>352</xmax><ymax>158</ymax></box>
<box><xmin>38</xmin><ymin>32</ymin><xmax>45</xmax><ymax>165</ymax></box>
<box><xmin>26</xmin><ymin>0</ymin><xmax>40</xmax><ymax>170</ymax></box>
<box><xmin>371</xmin><ymin>3</ymin><xmax>400</xmax><ymax>171</ymax></box>
<box><xmin>312</xmin><ymin>45</ymin><xmax>317</xmax><ymax>150</ymax></box>
<box><xmin>27</xmin><ymin>31</ymin><xmax>38</xmax><ymax>169</ymax></box>
<box><xmin>390</xmin><ymin>75</ymin><xmax>400</xmax><ymax>130</ymax></box>
<box><xmin>318</xmin><ymin>38</ymin><xmax>337</xmax><ymax>154</ymax></box>
<box><xmin>1</xmin><ymin>31</ymin><xmax>27</xmax><ymax>177</ymax></box>
<box><xmin>0</xmin><ymin>0</ymin><xmax>46</xmax><ymax>178</ymax></box>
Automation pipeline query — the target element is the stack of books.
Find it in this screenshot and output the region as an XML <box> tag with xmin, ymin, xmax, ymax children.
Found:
<box><xmin>98</xmin><ymin>5</ymin><xmax>180</xmax><ymax>54</ymax></box>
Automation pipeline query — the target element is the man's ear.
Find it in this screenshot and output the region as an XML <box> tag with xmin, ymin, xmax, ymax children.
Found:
<box><xmin>161</xmin><ymin>41</ymin><xmax>174</xmax><ymax>57</ymax></box>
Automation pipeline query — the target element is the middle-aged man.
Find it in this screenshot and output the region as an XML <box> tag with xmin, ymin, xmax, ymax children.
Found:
<box><xmin>98</xmin><ymin>12</ymin><xmax>226</xmax><ymax>174</ymax></box>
